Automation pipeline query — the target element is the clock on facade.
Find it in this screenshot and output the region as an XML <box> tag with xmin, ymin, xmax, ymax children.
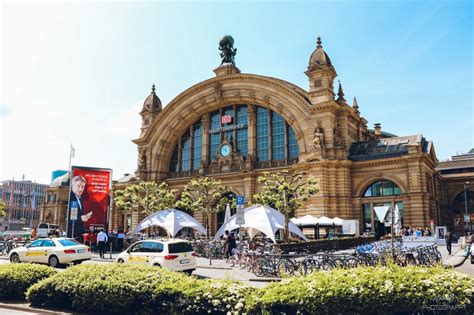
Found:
<box><xmin>220</xmin><ymin>144</ymin><xmax>231</xmax><ymax>157</ymax></box>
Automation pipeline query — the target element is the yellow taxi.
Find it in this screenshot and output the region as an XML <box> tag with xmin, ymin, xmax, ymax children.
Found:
<box><xmin>9</xmin><ymin>238</ymin><xmax>91</xmax><ymax>268</ymax></box>
<box><xmin>116</xmin><ymin>239</ymin><xmax>196</xmax><ymax>274</ymax></box>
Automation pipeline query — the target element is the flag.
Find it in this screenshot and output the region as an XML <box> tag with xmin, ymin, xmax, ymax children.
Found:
<box><xmin>70</xmin><ymin>145</ymin><xmax>75</xmax><ymax>158</ymax></box>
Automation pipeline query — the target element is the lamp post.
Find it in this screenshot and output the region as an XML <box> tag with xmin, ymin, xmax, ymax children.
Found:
<box><xmin>464</xmin><ymin>181</ymin><xmax>470</xmax><ymax>232</ymax></box>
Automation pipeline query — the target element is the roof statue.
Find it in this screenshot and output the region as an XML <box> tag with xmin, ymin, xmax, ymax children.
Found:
<box><xmin>219</xmin><ymin>35</ymin><xmax>237</xmax><ymax>66</ymax></box>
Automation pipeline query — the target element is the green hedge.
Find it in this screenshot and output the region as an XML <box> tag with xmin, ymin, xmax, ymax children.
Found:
<box><xmin>246</xmin><ymin>264</ymin><xmax>474</xmax><ymax>314</ymax></box>
<box><xmin>0</xmin><ymin>263</ymin><xmax>57</xmax><ymax>300</ymax></box>
<box><xmin>1</xmin><ymin>263</ymin><xmax>471</xmax><ymax>314</ymax></box>
<box><xmin>26</xmin><ymin>264</ymin><xmax>255</xmax><ymax>314</ymax></box>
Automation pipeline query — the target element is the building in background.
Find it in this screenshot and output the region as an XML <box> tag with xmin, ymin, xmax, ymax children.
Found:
<box><xmin>38</xmin><ymin>172</ymin><xmax>70</xmax><ymax>233</ymax></box>
<box><xmin>438</xmin><ymin>149</ymin><xmax>474</xmax><ymax>233</ymax></box>
<box><xmin>0</xmin><ymin>179</ymin><xmax>48</xmax><ymax>231</ymax></box>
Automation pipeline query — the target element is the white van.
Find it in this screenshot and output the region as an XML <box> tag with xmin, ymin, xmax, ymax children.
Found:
<box><xmin>37</xmin><ymin>223</ymin><xmax>59</xmax><ymax>238</ymax></box>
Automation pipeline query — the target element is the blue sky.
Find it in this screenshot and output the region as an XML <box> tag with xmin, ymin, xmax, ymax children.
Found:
<box><xmin>1</xmin><ymin>0</ymin><xmax>472</xmax><ymax>184</ymax></box>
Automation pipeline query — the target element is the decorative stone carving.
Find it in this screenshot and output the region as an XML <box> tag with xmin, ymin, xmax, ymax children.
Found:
<box><xmin>313</xmin><ymin>127</ymin><xmax>325</xmax><ymax>148</ymax></box>
<box><xmin>214</xmin><ymin>82</ymin><xmax>223</xmax><ymax>102</ymax></box>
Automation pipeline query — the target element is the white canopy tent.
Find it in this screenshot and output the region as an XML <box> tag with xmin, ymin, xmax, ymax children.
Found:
<box><xmin>317</xmin><ymin>216</ymin><xmax>335</xmax><ymax>226</ymax></box>
<box><xmin>332</xmin><ymin>217</ymin><xmax>344</xmax><ymax>226</ymax></box>
<box><xmin>132</xmin><ymin>208</ymin><xmax>206</xmax><ymax>237</ymax></box>
<box><xmin>214</xmin><ymin>205</ymin><xmax>309</xmax><ymax>243</ymax></box>
<box><xmin>290</xmin><ymin>215</ymin><xmax>320</xmax><ymax>226</ymax></box>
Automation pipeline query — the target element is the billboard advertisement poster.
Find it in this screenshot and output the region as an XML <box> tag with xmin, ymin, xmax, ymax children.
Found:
<box><xmin>67</xmin><ymin>166</ymin><xmax>112</xmax><ymax>239</ymax></box>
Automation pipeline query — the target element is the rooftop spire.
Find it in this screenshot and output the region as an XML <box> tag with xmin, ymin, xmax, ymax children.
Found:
<box><xmin>151</xmin><ymin>84</ymin><xmax>156</xmax><ymax>94</ymax></box>
<box><xmin>353</xmin><ymin>96</ymin><xmax>359</xmax><ymax>112</ymax></box>
<box><xmin>317</xmin><ymin>36</ymin><xmax>322</xmax><ymax>48</ymax></box>
<box><xmin>336</xmin><ymin>80</ymin><xmax>346</xmax><ymax>103</ymax></box>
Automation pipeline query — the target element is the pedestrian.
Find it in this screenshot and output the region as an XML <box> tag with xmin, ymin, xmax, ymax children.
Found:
<box><xmin>465</xmin><ymin>231</ymin><xmax>473</xmax><ymax>258</ymax></box>
<box><xmin>446</xmin><ymin>230</ymin><xmax>452</xmax><ymax>255</ymax></box>
<box><xmin>97</xmin><ymin>229</ymin><xmax>108</xmax><ymax>259</ymax></box>
<box><xmin>90</xmin><ymin>230</ymin><xmax>98</xmax><ymax>252</ymax></box>
<box><xmin>223</xmin><ymin>230</ymin><xmax>236</xmax><ymax>262</ymax></box>
<box><xmin>82</xmin><ymin>231</ymin><xmax>91</xmax><ymax>247</ymax></box>
<box><xmin>117</xmin><ymin>228</ymin><xmax>125</xmax><ymax>252</ymax></box>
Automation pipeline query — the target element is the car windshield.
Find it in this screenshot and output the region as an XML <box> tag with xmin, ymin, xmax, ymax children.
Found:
<box><xmin>168</xmin><ymin>242</ymin><xmax>193</xmax><ymax>253</ymax></box>
<box><xmin>58</xmin><ymin>239</ymin><xmax>82</xmax><ymax>247</ymax></box>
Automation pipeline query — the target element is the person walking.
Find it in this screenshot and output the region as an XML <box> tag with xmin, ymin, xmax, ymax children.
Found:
<box><xmin>97</xmin><ymin>229</ymin><xmax>108</xmax><ymax>259</ymax></box>
<box><xmin>466</xmin><ymin>231</ymin><xmax>473</xmax><ymax>258</ymax></box>
<box><xmin>223</xmin><ymin>230</ymin><xmax>236</xmax><ymax>262</ymax></box>
<box><xmin>446</xmin><ymin>230</ymin><xmax>452</xmax><ymax>255</ymax></box>
<box><xmin>117</xmin><ymin>229</ymin><xmax>125</xmax><ymax>252</ymax></box>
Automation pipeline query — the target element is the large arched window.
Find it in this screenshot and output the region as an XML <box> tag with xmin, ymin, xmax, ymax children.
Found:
<box><xmin>168</xmin><ymin>104</ymin><xmax>299</xmax><ymax>173</ymax></box>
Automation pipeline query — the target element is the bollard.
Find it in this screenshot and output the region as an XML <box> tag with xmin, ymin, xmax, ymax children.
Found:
<box><xmin>110</xmin><ymin>242</ymin><xmax>113</xmax><ymax>260</ymax></box>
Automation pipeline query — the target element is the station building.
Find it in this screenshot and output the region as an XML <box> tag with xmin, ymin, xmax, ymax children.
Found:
<box><xmin>110</xmin><ymin>36</ymin><xmax>447</xmax><ymax>237</ymax></box>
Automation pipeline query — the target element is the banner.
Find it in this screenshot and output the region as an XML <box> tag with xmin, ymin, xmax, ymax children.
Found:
<box><xmin>67</xmin><ymin>166</ymin><xmax>112</xmax><ymax>239</ymax></box>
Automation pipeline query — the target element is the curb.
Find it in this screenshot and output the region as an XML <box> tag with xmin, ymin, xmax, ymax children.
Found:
<box><xmin>197</xmin><ymin>265</ymin><xmax>232</xmax><ymax>270</ymax></box>
<box><xmin>0</xmin><ymin>302</ymin><xmax>72</xmax><ymax>315</ymax></box>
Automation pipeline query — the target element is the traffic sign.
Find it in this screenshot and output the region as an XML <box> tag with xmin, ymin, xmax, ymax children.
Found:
<box><xmin>236</xmin><ymin>195</ymin><xmax>245</xmax><ymax>205</ymax></box>
<box><xmin>70</xmin><ymin>207</ymin><xmax>78</xmax><ymax>221</ymax></box>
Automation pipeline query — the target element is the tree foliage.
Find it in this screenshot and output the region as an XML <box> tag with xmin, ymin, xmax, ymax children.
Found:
<box><xmin>114</xmin><ymin>181</ymin><xmax>177</xmax><ymax>216</ymax></box>
<box><xmin>0</xmin><ymin>200</ymin><xmax>5</xmax><ymax>217</ymax></box>
<box><xmin>175</xmin><ymin>176</ymin><xmax>228</xmax><ymax>238</ymax></box>
<box><xmin>253</xmin><ymin>169</ymin><xmax>318</xmax><ymax>243</ymax></box>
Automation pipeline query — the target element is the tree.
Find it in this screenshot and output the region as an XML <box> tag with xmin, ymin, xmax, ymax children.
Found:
<box><xmin>175</xmin><ymin>176</ymin><xmax>228</xmax><ymax>238</ymax></box>
<box><xmin>253</xmin><ymin>169</ymin><xmax>319</xmax><ymax>243</ymax></box>
<box><xmin>114</xmin><ymin>181</ymin><xmax>177</xmax><ymax>216</ymax></box>
<box><xmin>0</xmin><ymin>200</ymin><xmax>5</xmax><ymax>217</ymax></box>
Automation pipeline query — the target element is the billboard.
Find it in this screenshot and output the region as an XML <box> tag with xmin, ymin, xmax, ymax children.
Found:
<box><xmin>67</xmin><ymin>166</ymin><xmax>112</xmax><ymax>239</ymax></box>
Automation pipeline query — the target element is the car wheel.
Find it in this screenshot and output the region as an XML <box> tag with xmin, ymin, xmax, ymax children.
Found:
<box><xmin>117</xmin><ymin>258</ymin><xmax>124</xmax><ymax>263</ymax></box>
<box><xmin>183</xmin><ymin>270</ymin><xmax>193</xmax><ymax>275</ymax></box>
<box><xmin>153</xmin><ymin>263</ymin><xmax>161</xmax><ymax>268</ymax></box>
<box><xmin>10</xmin><ymin>253</ymin><xmax>20</xmax><ymax>264</ymax></box>
<box><xmin>48</xmin><ymin>255</ymin><xmax>60</xmax><ymax>268</ymax></box>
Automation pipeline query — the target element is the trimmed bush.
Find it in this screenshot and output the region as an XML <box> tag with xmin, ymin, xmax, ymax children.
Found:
<box><xmin>0</xmin><ymin>263</ymin><xmax>57</xmax><ymax>300</ymax></box>
<box><xmin>26</xmin><ymin>264</ymin><xmax>255</xmax><ymax>314</ymax></box>
<box><xmin>246</xmin><ymin>264</ymin><xmax>474</xmax><ymax>314</ymax></box>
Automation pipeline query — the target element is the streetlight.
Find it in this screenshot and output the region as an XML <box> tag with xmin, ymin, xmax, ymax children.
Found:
<box><xmin>464</xmin><ymin>181</ymin><xmax>470</xmax><ymax>233</ymax></box>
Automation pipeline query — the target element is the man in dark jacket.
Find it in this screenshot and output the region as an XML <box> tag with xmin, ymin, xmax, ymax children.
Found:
<box><xmin>446</xmin><ymin>230</ymin><xmax>452</xmax><ymax>255</ymax></box>
<box><xmin>223</xmin><ymin>230</ymin><xmax>236</xmax><ymax>261</ymax></box>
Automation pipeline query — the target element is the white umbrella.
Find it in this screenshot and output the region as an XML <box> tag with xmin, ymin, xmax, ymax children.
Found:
<box><xmin>224</xmin><ymin>203</ymin><xmax>232</xmax><ymax>223</ymax></box>
<box><xmin>132</xmin><ymin>208</ymin><xmax>206</xmax><ymax>237</ymax></box>
<box><xmin>292</xmin><ymin>215</ymin><xmax>320</xmax><ymax>226</ymax></box>
<box><xmin>318</xmin><ymin>216</ymin><xmax>334</xmax><ymax>225</ymax></box>
<box><xmin>213</xmin><ymin>205</ymin><xmax>309</xmax><ymax>243</ymax></box>
<box><xmin>332</xmin><ymin>217</ymin><xmax>344</xmax><ymax>226</ymax></box>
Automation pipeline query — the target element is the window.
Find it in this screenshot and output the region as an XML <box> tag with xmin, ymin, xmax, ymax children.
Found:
<box><xmin>58</xmin><ymin>239</ymin><xmax>82</xmax><ymax>246</ymax></box>
<box><xmin>168</xmin><ymin>242</ymin><xmax>193</xmax><ymax>253</ymax></box>
<box><xmin>363</xmin><ymin>180</ymin><xmax>402</xmax><ymax>197</ymax></box>
<box><xmin>181</xmin><ymin>131</ymin><xmax>191</xmax><ymax>171</ymax></box>
<box><xmin>168</xmin><ymin>104</ymin><xmax>300</xmax><ymax>173</ymax></box>
<box><xmin>42</xmin><ymin>240</ymin><xmax>56</xmax><ymax>247</ymax></box>
<box><xmin>130</xmin><ymin>242</ymin><xmax>144</xmax><ymax>253</ymax></box>
<box><xmin>192</xmin><ymin>122</ymin><xmax>203</xmax><ymax>170</ymax></box>
<box><xmin>271</xmin><ymin>112</ymin><xmax>285</xmax><ymax>160</ymax></box>
<box><xmin>256</xmin><ymin>107</ymin><xmax>270</xmax><ymax>161</ymax></box>
<box><xmin>169</xmin><ymin>145</ymin><xmax>179</xmax><ymax>172</ymax></box>
<box><xmin>28</xmin><ymin>240</ymin><xmax>44</xmax><ymax>248</ymax></box>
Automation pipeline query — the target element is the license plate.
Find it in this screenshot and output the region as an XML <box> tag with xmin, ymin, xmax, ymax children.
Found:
<box><xmin>77</xmin><ymin>249</ymin><xmax>85</xmax><ymax>253</ymax></box>
<box><xmin>180</xmin><ymin>259</ymin><xmax>190</xmax><ymax>264</ymax></box>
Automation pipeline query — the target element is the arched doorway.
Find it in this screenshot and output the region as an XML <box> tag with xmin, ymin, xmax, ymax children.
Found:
<box><xmin>360</xmin><ymin>180</ymin><xmax>404</xmax><ymax>239</ymax></box>
<box><xmin>451</xmin><ymin>191</ymin><xmax>474</xmax><ymax>233</ymax></box>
